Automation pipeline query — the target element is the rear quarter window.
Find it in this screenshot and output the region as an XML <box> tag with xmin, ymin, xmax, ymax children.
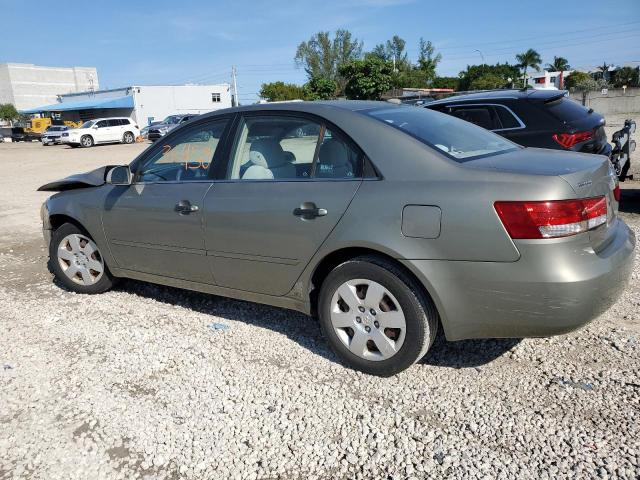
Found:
<box><xmin>545</xmin><ymin>97</ymin><xmax>591</xmax><ymax>122</ymax></box>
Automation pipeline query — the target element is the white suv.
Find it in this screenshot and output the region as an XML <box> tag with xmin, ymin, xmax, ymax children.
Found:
<box><xmin>63</xmin><ymin>117</ymin><xmax>140</xmax><ymax>148</ymax></box>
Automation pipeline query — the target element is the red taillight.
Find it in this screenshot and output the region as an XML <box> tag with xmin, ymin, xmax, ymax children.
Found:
<box><xmin>494</xmin><ymin>197</ymin><xmax>607</xmax><ymax>239</ymax></box>
<box><xmin>613</xmin><ymin>185</ymin><xmax>621</xmax><ymax>202</ymax></box>
<box><xmin>552</xmin><ymin>131</ymin><xmax>593</xmax><ymax>149</ymax></box>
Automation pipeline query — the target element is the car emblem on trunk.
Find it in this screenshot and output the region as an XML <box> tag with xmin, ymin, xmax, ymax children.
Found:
<box><xmin>577</xmin><ymin>180</ymin><xmax>592</xmax><ymax>188</ymax></box>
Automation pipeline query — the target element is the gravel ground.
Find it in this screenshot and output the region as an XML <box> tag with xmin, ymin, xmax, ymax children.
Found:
<box><xmin>1</xmin><ymin>135</ymin><xmax>639</xmax><ymax>479</ymax></box>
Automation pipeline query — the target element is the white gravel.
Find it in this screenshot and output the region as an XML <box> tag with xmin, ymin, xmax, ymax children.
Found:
<box><xmin>1</xmin><ymin>141</ymin><xmax>639</xmax><ymax>479</ymax></box>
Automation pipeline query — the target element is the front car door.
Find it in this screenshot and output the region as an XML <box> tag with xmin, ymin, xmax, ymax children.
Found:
<box><xmin>202</xmin><ymin>113</ymin><xmax>365</xmax><ymax>296</ymax></box>
<box><xmin>93</xmin><ymin>120</ymin><xmax>111</xmax><ymax>143</ymax></box>
<box><xmin>101</xmin><ymin>117</ymin><xmax>231</xmax><ymax>283</ymax></box>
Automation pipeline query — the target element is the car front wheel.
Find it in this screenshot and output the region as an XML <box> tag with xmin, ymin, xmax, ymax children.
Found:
<box><xmin>50</xmin><ymin>223</ymin><xmax>114</xmax><ymax>294</ymax></box>
<box><xmin>318</xmin><ymin>255</ymin><xmax>438</xmax><ymax>376</ymax></box>
<box><xmin>80</xmin><ymin>135</ymin><xmax>94</xmax><ymax>148</ymax></box>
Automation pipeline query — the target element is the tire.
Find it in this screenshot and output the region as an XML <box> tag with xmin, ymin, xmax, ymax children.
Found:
<box><xmin>80</xmin><ymin>135</ymin><xmax>94</xmax><ymax>148</ymax></box>
<box><xmin>49</xmin><ymin>223</ymin><xmax>114</xmax><ymax>294</ymax></box>
<box><xmin>123</xmin><ymin>131</ymin><xmax>135</xmax><ymax>144</ymax></box>
<box><xmin>318</xmin><ymin>255</ymin><xmax>438</xmax><ymax>376</ymax></box>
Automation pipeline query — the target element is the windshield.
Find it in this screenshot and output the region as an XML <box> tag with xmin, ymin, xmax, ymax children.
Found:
<box><xmin>364</xmin><ymin>106</ymin><xmax>518</xmax><ymax>162</ymax></box>
<box><xmin>80</xmin><ymin>120</ymin><xmax>96</xmax><ymax>129</ymax></box>
<box><xmin>163</xmin><ymin>116</ymin><xmax>181</xmax><ymax>125</ymax></box>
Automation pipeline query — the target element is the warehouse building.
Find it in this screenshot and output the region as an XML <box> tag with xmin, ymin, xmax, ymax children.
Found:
<box><xmin>21</xmin><ymin>84</ymin><xmax>232</xmax><ymax>126</ymax></box>
<box><xmin>0</xmin><ymin>63</ymin><xmax>98</xmax><ymax>111</ymax></box>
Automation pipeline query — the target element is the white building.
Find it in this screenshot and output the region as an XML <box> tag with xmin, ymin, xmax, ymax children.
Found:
<box><xmin>22</xmin><ymin>84</ymin><xmax>232</xmax><ymax>126</ymax></box>
<box><xmin>0</xmin><ymin>63</ymin><xmax>98</xmax><ymax>110</ymax></box>
<box><xmin>526</xmin><ymin>70</ymin><xmax>572</xmax><ymax>90</ymax></box>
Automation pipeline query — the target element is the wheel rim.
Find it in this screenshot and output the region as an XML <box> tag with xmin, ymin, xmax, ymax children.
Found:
<box><xmin>330</xmin><ymin>279</ymin><xmax>406</xmax><ymax>361</ymax></box>
<box><xmin>57</xmin><ymin>234</ymin><xmax>104</xmax><ymax>285</ymax></box>
<box><xmin>125</xmin><ymin>133</ymin><xmax>133</xmax><ymax>143</ymax></box>
<box><xmin>82</xmin><ymin>136</ymin><xmax>91</xmax><ymax>147</ymax></box>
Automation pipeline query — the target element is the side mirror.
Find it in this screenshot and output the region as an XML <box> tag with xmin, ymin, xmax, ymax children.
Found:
<box><xmin>106</xmin><ymin>166</ymin><xmax>132</xmax><ymax>185</ymax></box>
<box><xmin>92</xmin><ymin>125</ymin><xmax>99</xmax><ymax>129</ymax></box>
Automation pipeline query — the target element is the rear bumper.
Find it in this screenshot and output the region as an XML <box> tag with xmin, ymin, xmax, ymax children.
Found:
<box><xmin>403</xmin><ymin>219</ymin><xmax>635</xmax><ymax>341</ymax></box>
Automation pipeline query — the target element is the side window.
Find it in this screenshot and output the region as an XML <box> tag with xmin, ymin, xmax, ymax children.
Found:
<box><xmin>315</xmin><ymin>128</ymin><xmax>362</xmax><ymax>179</ymax></box>
<box><xmin>494</xmin><ymin>106</ymin><xmax>522</xmax><ymax>129</ymax></box>
<box><xmin>107</xmin><ymin>119</ymin><xmax>121</xmax><ymax>127</ymax></box>
<box><xmin>229</xmin><ymin>116</ymin><xmax>321</xmax><ymax>180</ymax></box>
<box><xmin>449</xmin><ymin>106</ymin><xmax>500</xmax><ymax>130</ymax></box>
<box><xmin>136</xmin><ymin>119</ymin><xmax>228</xmax><ymax>183</ymax></box>
<box><xmin>96</xmin><ymin>120</ymin><xmax>108</xmax><ymax>128</ymax></box>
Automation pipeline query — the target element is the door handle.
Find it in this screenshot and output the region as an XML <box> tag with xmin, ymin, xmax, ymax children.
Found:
<box><xmin>293</xmin><ymin>202</ymin><xmax>327</xmax><ymax>220</ymax></box>
<box><xmin>175</xmin><ymin>200</ymin><xmax>199</xmax><ymax>214</ymax></box>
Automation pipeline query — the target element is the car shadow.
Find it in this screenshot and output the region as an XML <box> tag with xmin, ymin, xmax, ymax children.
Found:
<box><xmin>420</xmin><ymin>332</ymin><xmax>520</xmax><ymax>369</ymax></box>
<box><xmin>619</xmin><ymin>186</ymin><xmax>640</xmax><ymax>214</ymax></box>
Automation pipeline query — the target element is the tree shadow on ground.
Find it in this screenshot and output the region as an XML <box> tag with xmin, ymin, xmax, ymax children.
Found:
<box><xmin>619</xmin><ymin>187</ymin><xmax>640</xmax><ymax>214</ymax></box>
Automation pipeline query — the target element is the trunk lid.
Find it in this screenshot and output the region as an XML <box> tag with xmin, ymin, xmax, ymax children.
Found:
<box><xmin>465</xmin><ymin>147</ymin><xmax>618</xmax><ymax>251</ymax></box>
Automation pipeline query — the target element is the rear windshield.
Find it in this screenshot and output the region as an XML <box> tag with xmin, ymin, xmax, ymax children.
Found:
<box><xmin>364</xmin><ymin>106</ymin><xmax>518</xmax><ymax>162</ymax></box>
<box><xmin>545</xmin><ymin>97</ymin><xmax>591</xmax><ymax>122</ymax></box>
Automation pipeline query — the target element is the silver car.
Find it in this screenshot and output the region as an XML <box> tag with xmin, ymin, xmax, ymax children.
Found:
<box><xmin>39</xmin><ymin>101</ymin><xmax>635</xmax><ymax>376</ymax></box>
<box><xmin>41</xmin><ymin>125</ymin><xmax>69</xmax><ymax>145</ymax></box>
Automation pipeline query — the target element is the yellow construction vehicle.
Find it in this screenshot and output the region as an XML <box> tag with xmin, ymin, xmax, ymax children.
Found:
<box><xmin>25</xmin><ymin>117</ymin><xmax>82</xmax><ymax>135</ymax></box>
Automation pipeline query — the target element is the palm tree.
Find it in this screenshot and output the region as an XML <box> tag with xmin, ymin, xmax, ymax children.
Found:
<box><xmin>545</xmin><ymin>56</ymin><xmax>570</xmax><ymax>72</ymax></box>
<box><xmin>597</xmin><ymin>62</ymin><xmax>611</xmax><ymax>82</ymax></box>
<box><xmin>515</xmin><ymin>48</ymin><xmax>542</xmax><ymax>87</ymax></box>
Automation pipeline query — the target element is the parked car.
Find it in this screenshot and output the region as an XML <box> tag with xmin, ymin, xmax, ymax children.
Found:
<box><xmin>11</xmin><ymin>126</ymin><xmax>40</xmax><ymax>142</ymax></box>
<box><xmin>41</xmin><ymin>125</ymin><xmax>69</xmax><ymax>146</ymax></box>
<box><xmin>423</xmin><ymin>89</ymin><xmax>636</xmax><ymax>181</ymax></box>
<box><xmin>148</xmin><ymin>114</ymin><xmax>198</xmax><ymax>141</ymax></box>
<box><xmin>39</xmin><ymin>101</ymin><xmax>634</xmax><ymax>376</ymax></box>
<box><xmin>140</xmin><ymin>121</ymin><xmax>162</xmax><ymax>140</ymax></box>
<box><xmin>62</xmin><ymin>118</ymin><xmax>140</xmax><ymax>148</ymax></box>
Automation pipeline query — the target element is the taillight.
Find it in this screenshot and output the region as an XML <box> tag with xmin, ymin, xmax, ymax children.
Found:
<box><xmin>494</xmin><ymin>197</ymin><xmax>607</xmax><ymax>239</ymax></box>
<box><xmin>613</xmin><ymin>185</ymin><xmax>621</xmax><ymax>202</ymax></box>
<box><xmin>552</xmin><ymin>131</ymin><xmax>593</xmax><ymax>149</ymax></box>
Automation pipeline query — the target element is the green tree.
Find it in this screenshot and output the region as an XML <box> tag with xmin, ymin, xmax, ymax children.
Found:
<box><xmin>613</xmin><ymin>66</ymin><xmax>640</xmax><ymax>88</ymax></box>
<box><xmin>303</xmin><ymin>76</ymin><xmax>337</xmax><ymax>100</ymax></box>
<box><xmin>259</xmin><ymin>82</ymin><xmax>306</xmax><ymax>102</ymax></box>
<box><xmin>457</xmin><ymin>63</ymin><xmax>520</xmax><ymax>91</ymax></box>
<box><xmin>367</xmin><ymin>35</ymin><xmax>408</xmax><ymax>69</ymax></box>
<box><xmin>417</xmin><ymin>38</ymin><xmax>441</xmax><ymax>83</ymax></box>
<box><xmin>469</xmin><ymin>73</ymin><xmax>507</xmax><ymax>90</ymax></box>
<box><xmin>597</xmin><ymin>62</ymin><xmax>612</xmax><ymax>82</ymax></box>
<box><xmin>339</xmin><ymin>57</ymin><xmax>394</xmax><ymax>100</ymax></box>
<box><xmin>564</xmin><ymin>71</ymin><xmax>591</xmax><ymax>90</ymax></box>
<box><xmin>295</xmin><ymin>30</ymin><xmax>363</xmax><ymax>92</ymax></box>
<box><xmin>431</xmin><ymin>76</ymin><xmax>459</xmax><ymax>90</ymax></box>
<box><xmin>0</xmin><ymin>103</ymin><xmax>19</xmax><ymax>123</ymax></box>
<box><xmin>515</xmin><ymin>48</ymin><xmax>542</xmax><ymax>87</ymax></box>
<box><xmin>545</xmin><ymin>56</ymin><xmax>570</xmax><ymax>72</ymax></box>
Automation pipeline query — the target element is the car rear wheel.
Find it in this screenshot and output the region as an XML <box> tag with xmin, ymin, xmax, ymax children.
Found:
<box><xmin>80</xmin><ymin>135</ymin><xmax>94</xmax><ymax>148</ymax></box>
<box><xmin>123</xmin><ymin>131</ymin><xmax>135</xmax><ymax>144</ymax></box>
<box><xmin>50</xmin><ymin>223</ymin><xmax>114</xmax><ymax>294</ymax></box>
<box><xmin>318</xmin><ymin>255</ymin><xmax>438</xmax><ymax>376</ymax></box>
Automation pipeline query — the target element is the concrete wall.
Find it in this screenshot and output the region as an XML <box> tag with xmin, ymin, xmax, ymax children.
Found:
<box><xmin>132</xmin><ymin>85</ymin><xmax>232</xmax><ymax>126</ymax></box>
<box><xmin>0</xmin><ymin>63</ymin><xmax>99</xmax><ymax>111</ymax></box>
<box><xmin>569</xmin><ymin>88</ymin><xmax>640</xmax><ymax>115</ymax></box>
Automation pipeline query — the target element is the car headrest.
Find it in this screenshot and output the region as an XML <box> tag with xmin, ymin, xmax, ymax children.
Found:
<box><xmin>249</xmin><ymin>139</ymin><xmax>286</xmax><ymax>168</ymax></box>
<box><xmin>318</xmin><ymin>139</ymin><xmax>350</xmax><ymax>167</ymax></box>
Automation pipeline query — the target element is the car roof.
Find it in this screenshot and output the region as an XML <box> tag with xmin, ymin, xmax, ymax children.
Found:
<box><xmin>197</xmin><ymin>100</ymin><xmax>394</xmax><ymax>121</ymax></box>
<box><xmin>423</xmin><ymin>89</ymin><xmax>566</xmax><ymax>106</ymax></box>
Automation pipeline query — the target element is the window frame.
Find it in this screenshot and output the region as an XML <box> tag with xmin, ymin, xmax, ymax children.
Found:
<box><xmin>221</xmin><ymin>110</ymin><xmax>373</xmax><ymax>183</ymax></box>
<box><xmin>446</xmin><ymin>103</ymin><xmax>525</xmax><ymax>132</ymax></box>
<box><xmin>130</xmin><ymin>116</ymin><xmax>234</xmax><ymax>185</ymax></box>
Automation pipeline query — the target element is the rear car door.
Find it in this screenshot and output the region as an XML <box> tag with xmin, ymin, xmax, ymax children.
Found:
<box><xmin>101</xmin><ymin>117</ymin><xmax>231</xmax><ymax>283</ymax></box>
<box><xmin>202</xmin><ymin>113</ymin><xmax>364</xmax><ymax>296</ymax></box>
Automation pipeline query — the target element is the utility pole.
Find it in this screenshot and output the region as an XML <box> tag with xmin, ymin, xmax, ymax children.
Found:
<box><xmin>232</xmin><ymin>66</ymin><xmax>239</xmax><ymax>106</ymax></box>
<box><xmin>474</xmin><ymin>49</ymin><xmax>485</xmax><ymax>64</ymax></box>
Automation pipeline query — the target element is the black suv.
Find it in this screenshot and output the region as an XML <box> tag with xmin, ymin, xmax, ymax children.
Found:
<box><xmin>423</xmin><ymin>89</ymin><xmax>635</xmax><ymax>181</ymax></box>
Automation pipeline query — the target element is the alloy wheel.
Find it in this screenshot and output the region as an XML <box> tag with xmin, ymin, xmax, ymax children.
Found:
<box><xmin>330</xmin><ymin>279</ymin><xmax>406</xmax><ymax>361</ymax></box>
<box><xmin>57</xmin><ymin>234</ymin><xmax>104</xmax><ymax>285</ymax></box>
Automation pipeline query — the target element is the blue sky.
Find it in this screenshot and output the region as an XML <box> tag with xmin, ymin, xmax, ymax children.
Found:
<box><xmin>2</xmin><ymin>0</ymin><xmax>639</xmax><ymax>103</ymax></box>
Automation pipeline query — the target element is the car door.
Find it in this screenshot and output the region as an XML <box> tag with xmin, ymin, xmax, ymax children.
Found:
<box><xmin>202</xmin><ymin>113</ymin><xmax>364</xmax><ymax>296</ymax></box>
<box><xmin>93</xmin><ymin>120</ymin><xmax>111</xmax><ymax>143</ymax></box>
<box><xmin>101</xmin><ymin>117</ymin><xmax>231</xmax><ymax>283</ymax></box>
